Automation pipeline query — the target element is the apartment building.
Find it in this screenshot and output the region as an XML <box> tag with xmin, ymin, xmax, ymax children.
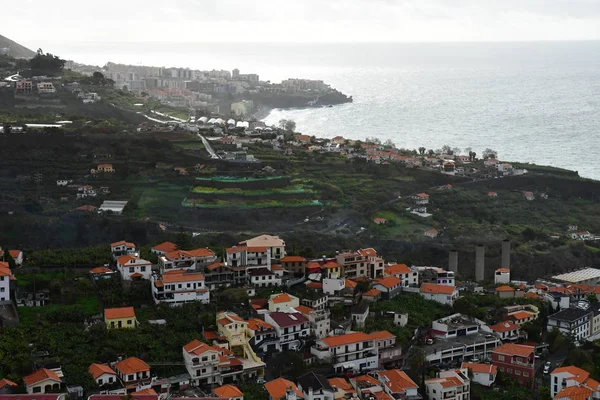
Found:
<box><xmin>158</xmin><ymin>248</ymin><xmax>217</xmax><ymax>273</ymax></box>
<box><xmin>384</xmin><ymin>264</ymin><xmax>419</xmax><ymax>287</ymax></box>
<box><xmin>311</xmin><ymin>332</ymin><xmax>378</xmax><ymax>373</ymax></box>
<box><xmin>151</xmin><ymin>270</ymin><xmax>209</xmax><ymax>305</ymax></box>
<box><xmin>265</xmin><ymin>312</ymin><xmax>310</xmax><ymax>351</ymax></box>
<box><xmin>425</xmin><ymin>369</ymin><xmax>470</xmax><ymax>400</ymax></box>
<box><xmin>183</xmin><ymin>340</ymin><xmax>223</xmax><ymax>386</ymax></box>
<box><xmin>550</xmin><ymin>365</ymin><xmax>600</xmax><ymax>399</ymax></box>
<box><xmin>491</xmin><ymin>344</ymin><xmax>535</xmax><ymax>388</ymax></box>
<box><xmin>369</xmin><ymin>331</ymin><xmax>403</xmax><ymax>368</ymax></box>
<box><xmin>547</xmin><ymin>307</ymin><xmax>593</xmax><ymax>342</ymax></box>
<box><xmin>0</xmin><ymin>262</ymin><xmax>15</xmax><ymax>302</ymax></box>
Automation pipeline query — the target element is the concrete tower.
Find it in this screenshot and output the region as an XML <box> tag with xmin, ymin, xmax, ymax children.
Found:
<box><xmin>502</xmin><ymin>240</ymin><xmax>511</xmax><ymax>270</ymax></box>
<box><xmin>449</xmin><ymin>250</ymin><xmax>458</xmax><ymax>274</ymax></box>
<box><xmin>475</xmin><ymin>245</ymin><xmax>485</xmax><ymax>281</ymax></box>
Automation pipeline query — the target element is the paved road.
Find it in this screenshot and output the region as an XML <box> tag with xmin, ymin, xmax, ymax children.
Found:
<box><xmin>197</xmin><ymin>133</ymin><xmax>219</xmax><ymax>159</ymax></box>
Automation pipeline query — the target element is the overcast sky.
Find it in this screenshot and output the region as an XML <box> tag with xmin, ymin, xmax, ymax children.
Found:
<box><xmin>5</xmin><ymin>0</ymin><xmax>600</xmax><ymax>46</ymax></box>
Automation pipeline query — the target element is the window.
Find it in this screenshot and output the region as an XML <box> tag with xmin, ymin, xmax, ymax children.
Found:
<box><xmin>127</xmin><ymin>319</ymin><xmax>132</xmax><ymax>325</ymax></box>
<box><xmin>109</xmin><ymin>377</ymin><xmax>114</xmax><ymax>383</ymax></box>
<box><xmin>515</xmin><ymin>370</ymin><xmax>521</xmax><ymax>375</ymax></box>
<box><xmin>498</xmin><ymin>355</ymin><xmax>505</xmax><ymax>361</ymax></box>
<box><xmin>0</xmin><ymin>287</ymin><xmax>4</xmax><ymax>292</ymax></box>
<box><xmin>523</xmin><ymin>371</ymin><xmax>529</xmax><ymax>377</ymax></box>
<box><xmin>33</xmin><ymin>387</ymin><xmax>41</xmax><ymax>393</ymax></box>
<box><xmin>499</xmin><ymin>367</ymin><xmax>504</xmax><ymax>372</ymax></box>
<box><xmin>129</xmin><ymin>267</ymin><xmax>135</xmax><ymax>273</ymax></box>
<box><xmin>141</xmin><ymin>266</ymin><xmax>146</xmax><ymax>272</ymax></box>
<box><xmin>128</xmin><ymin>374</ymin><xmax>134</xmax><ymax>380</ymax></box>
<box><xmin>507</xmin><ymin>368</ymin><xmax>512</xmax><ymax>373</ymax></box>
<box><xmin>98</xmin><ymin>379</ymin><xmax>103</xmax><ymax>385</ymax></box>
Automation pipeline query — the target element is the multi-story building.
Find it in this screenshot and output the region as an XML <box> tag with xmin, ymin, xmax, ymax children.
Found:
<box><xmin>546</xmin><ymin>306</ymin><xmax>593</xmax><ymax>342</ymax></box>
<box><xmin>268</xmin><ymin>293</ymin><xmax>300</xmax><ymax>312</ymax></box>
<box><xmin>182</xmin><ymin>339</ymin><xmax>224</xmax><ymax>386</ymax></box>
<box><xmin>204</xmin><ymin>262</ymin><xmax>234</xmax><ymax>289</ymax></box>
<box><xmin>116</xmin><ymin>256</ymin><xmax>152</xmax><ymax>281</ymax></box>
<box><xmin>15</xmin><ymin>80</ymin><xmax>33</xmax><ymax>93</ymax></box>
<box><xmin>375</xmin><ymin>369</ymin><xmax>420</xmax><ymax>400</ymax></box>
<box><xmin>491</xmin><ymin>344</ymin><xmax>535</xmax><ymax>388</ymax></box>
<box><xmin>369</xmin><ymin>331</ymin><xmax>403</xmax><ymax>368</ymax></box>
<box><xmin>373</xmin><ymin>276</ymin><xmax>402</xmax><ymax>299</ymax></box>
<box><xmin>37</xmin><ymin>82</ymin><xmax>56</xmax><ymax>93</ymax></box>
<box><xmin>311</xmin><ymin>332</ymin><xmax>378</xmax><ymax>374</ymax></box>
<box><xmin>494</xmin><ymin>268</ymin><xmax>511</xmax><ymax>284</ymax></box>
<box><xmin>151</xmin><ymin>270</ymin><xmax>209</xmax><ymax>305</ymax></box>
<box><xmin>280</xmin><ymin>256</ymin><xmax>307</xmax><ymax>276</ymax></box>
<box><xmin>227</xmin><ymin>246</ymin><xmax>271</xmax><ymax>269</ymax></box>
<box><xmin>425</xmin><ymin>314</ymin><xmax>501</xmax><ymax>364</ymax></box>
<box><xmin>233</xmin><ymin>234</ymin><xmax>286</xmax><ymax>264</ymax></box>
<box><xmin>550</xmin><ymin>365</ymin><xmax>600</xmax><ymax>399</ymax></box>
<box><xmin>247</xmin><ymin>318</ymin><xmax>280</xmax><ymax>354</ymax></box>
<box><xmin>0</xmin><ymin>262</ymin><xmax>15</xmax><ymax>302</ymax></box>
<box><xmin>460</xmin><ymin>362</ymin><xmax>497</xmax><ymax>387</ymax></box>
<box><xmin>425</xmin><ymin>369</ymin><xmax>470</xmax><ymax>400</ymax></box>
<box><xmin>248</xmin><ymin>268</ymin><xmax>281</xmax><ymax>287</ymax></box>
<box><xmin>114</xmin><ymin>357</ymin><xmax>151</xmax><ymax>389</ymax></box>
<box><xmin>335</xmin><ymin>249</ymin><xmax>385</xmax><ymax>280</ymax></box>
<box><xmin>384</xmin><ymin>264</ymin><xmax>419</xmax><ymax>287</ymax></box>
<box><xmin>158</xmin><ymin>248</ymin><xmax>217</xmax><ymax>273</ymax></box>
<box><xmin>111</xmin><ymin>240</ymin><xmax>138</xmax><ymax>259</ymax></box>
<box><xmin>265</xmin><ymin>312</ymin><xmax>310</xmax><ymax>351</ymax></box>
<box><xmin>295</xmin><ymin>305</ymin><xmax>331</xmax><ymax>339</ymax></box>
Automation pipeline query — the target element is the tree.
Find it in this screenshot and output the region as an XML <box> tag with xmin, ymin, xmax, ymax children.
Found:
<box><xmin>3</xmin><ymin>250</ymin><xmax>16</xmax><ymax>269</ymax></box>
<box><xmin>383</xmin><ymin>139</ymin><xmax>395</xmax><ymax>148</ymax></box>
<box><xmin>284</xmin><ymin>119</ymin><xmax>296</xmax><ymax>132</ymax></box>
<box><xmin>418</xmin><ymin>147</ymin><xmax>426</xmax><ymax>155</ymax></box>
<box><xmin>482</xmin><ymin>148</ymin><xmax>498</xmax><ymax>159</ymax></box>
<box><xmin>175</xmin><ymin>231</ymin><xmax>191</xmax><ymax>250</ymax></box>
<box><xmin>452</xmin><ymin>147</ymin><xmax>461</xmax><ymax>155</ymax></box>
<box><xmin>441</xmin><ymin>145</ymin><xmax>451</xmax><ymax>154</ymax></box>
<box><xmin>365</xmin><ymin>137</ymin><xmax>381</xmax><ymax>145</ymax></box>
<box><xmin>464</xmin><ymin>147</ymin><xmax>472</xmax><ymax>154</ymax></box>
<box><xmin>427</xmin><ymin>149</ymin><xmax>435</xmax><ymax>156</ymax></box>
<box><xmin>278</xmin><ymin>119</ymin><xmax>288</xmax><ymax>130</ymax></box>
<box><xmin>29</xmin><ymin>49</ymin><xmax>66</xmax><ymax>77</ymax></box>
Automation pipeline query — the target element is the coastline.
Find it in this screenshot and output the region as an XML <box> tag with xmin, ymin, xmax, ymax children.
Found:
<box><xmin>251</xmin><ymin>105</ymin><xmax>274</xmax><ymax>121</ymax></box>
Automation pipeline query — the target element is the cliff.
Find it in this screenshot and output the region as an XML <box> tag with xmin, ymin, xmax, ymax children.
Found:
<box><xmin>0</xmin><ymin>35</ymin><xmax>36</xmax><ymax>58</ymax></box>
<box><xmin>245</xmin><ymin>89</ymin><xmax>352</xmax><ymax>109</ymax></box>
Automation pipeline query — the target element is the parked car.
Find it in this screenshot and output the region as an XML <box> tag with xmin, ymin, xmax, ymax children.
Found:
<box><xmin>543</xmin><ymin>362</ymin><xmax>552</xmax><ymax>374</ymax></box>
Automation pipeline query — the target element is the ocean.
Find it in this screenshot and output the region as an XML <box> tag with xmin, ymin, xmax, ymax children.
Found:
<box><xmin>54</xmin><ymin>41</ymin><xmax>600</xmax><ymax>179</ymax></box>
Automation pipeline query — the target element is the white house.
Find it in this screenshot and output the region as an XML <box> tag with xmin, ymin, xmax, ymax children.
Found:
<box><xmin>88</xmin><ymin>363</ymin><xmax>118</xmax><ymax>387</ymax></box>
<box><xmin>182</xmin><ymin>339</ymin><xmax>223</xmax><ymax>386</ymax></box>
<box><xmin>373</xmin><ymin>276</ymin><xmax>402</xmax><ymax>300</ymax></box>
<box><xmin>376</xmin><ymin>369</ymin><xmax>420</xmax><ymax>399</ymax></box>
<box><xmin>490</xmin><ymin>321</ymin><xmax>520</xmax><ymax>341</ymax></box>
<box><xmin>494</xmin><ymin>268</ymin><xmax>511</xmax><ymax>284</ymax></box>
<box><xmin>419</xmin><ymin>283</ymin><xmax>460</xmax><ymax>306</ymax></box>
<box><xmin>323</xmin><ymin>277</ymin><xmax>345</xmax><ymax>295</ymax></box>
<box><xmin>268</xmin><ymin>293</ymin><xmax>300</xmax><ymax>312</ymax></box>
<box><xmin>152</xmin><ymin>270</ymin><xmax>209</xmax><ymax>305</ymax></box>
<box><xmin>56</xmin><ymin>180</ymin><xmax>72</xmax><ymax>186</ymax></box>
<box><xmin>110</xmin><ymin>240</ymin><xmax>138</xmax><ymax>259</ymax></box>
<box><xmin>23</xmin><ymin>368</ymin><xmax>62</xmax><ymax>394</ymax></box>
<box><xmin>151</xmin><ymin>241</ymin><xmax>178</xmax><ymax>255</ymax></box>
<box><xmin>248</xmin><ymin>268</ymin><xmax>281</xmax><ymax>287</ymax></box>
<box><xmin>461</xmin><ymin>362</ymin><xmax>497</xmax><ymax>387</ymax></box>
<box><xmin>114</xmin><ymin>357</ymin><xmax>151</xmax><ymax>387</ymax></box>
<box><xmin>295</xmin><ymin>305</ymin><xmax>331</xmax><ymax>339</ymax></box>
<box><xmin>311</xmin><ymin>332</ymin><xmax>379</xmax><ymax>374</ymax></box>
<box><xmin>351</xmin><ymin>301</ymin><xmax>369</xmax><ymax>328</ymax></box>
<box><xmin>425</xmin><ymin>369</ymin><xmax>470</xmax><ymax>400</ymax></box>
<box><xmin>546</xmin><ymin>307</ymin><xmax>593</xmax><ymax>342</ymax></box>
<box><xmin>265</xmin><ymin>312</ymin><xmax>310</xmax><ymax>351</ymax></box>
<box><xmin>550</xmin><ymin>366</ymin><xmax>600</xmax><ymax>399</ymax></box>
<box><xmin>158</xmin><ymin>248</ymin><xmax>217</xmax><ymax>273</ymax></box>
<box><xmin>384</xmin><ymin>264</ymin><xmax>418</xmax><ymax>287</ymax></box>
<box><xmin>116</xmin><ymin>256</ymin><xmax>152</xmax><ymax>281</ymax></box>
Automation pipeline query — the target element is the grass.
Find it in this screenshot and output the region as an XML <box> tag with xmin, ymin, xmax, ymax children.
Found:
<box><xmin>18</xmin><ymin>295</ymin><xmax>102</xmax><ymax>325</ymax></box>
<box><xmin>370</xmin><ymin>209</ymin><xmax>431</xmax><ymax>238</ymax></box>
<box><xmin>135</xmin><ymin>182</ymin><xmax>191</xmax><ymax>219</ymax></box>
<box><xmin>173</xmin><ymin>140</ymin><xmax>204</xmax><ymax>150</ymax></box>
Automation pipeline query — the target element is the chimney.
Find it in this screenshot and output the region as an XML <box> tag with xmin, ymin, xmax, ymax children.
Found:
<box><xmin>448</xmin><ymin>250</ymin><xmax>458</xmax><ymax>274</ymax></box>
<box><xmin>502</xmin><ymin>240</ymin><xmax>511</xmax><ymax>270</ymax></box>
<box><xmin>475</xmin><ymin>245</ymin><xmax>485</xmax><ymax>281</ymax></box>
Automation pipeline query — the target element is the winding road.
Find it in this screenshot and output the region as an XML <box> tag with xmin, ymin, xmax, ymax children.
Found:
<box><xmin>197</xmin><ymin>133</ymin><xmax>219</xmax><ymax>159</ymax></box>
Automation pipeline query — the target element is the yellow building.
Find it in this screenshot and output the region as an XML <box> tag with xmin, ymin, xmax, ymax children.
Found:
<box><xmin>104</xmin><ymin>306</ymin><xmax>138</xmax><ymax>329</ymax></box>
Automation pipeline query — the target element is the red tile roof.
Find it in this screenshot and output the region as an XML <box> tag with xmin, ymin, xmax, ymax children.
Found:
<box><xmin>214</xmin><ymin>384</ymin><xmax>243</xmax><ymax>398</ymax></box>
<box><xmin>114</xmin><ymin>357</ymin><xmax>150</xmax><ymax>374</ymax></box>
<box><xmin>490</xmin><ymin>321</ymin><xmax>519</xmax><ymax>333</ymax></box>
<box><xmin>265</xmin><ymin>378</ymin><xmax>303</xmax><ymax>400</ymax></box>
<box><xmin>492</xmin><ymin>343</ymin><xmax>534</xmax><ymax>358</ymax></box>
<box><xmin>385</xmin><ymin>264</ymin><xmax>412</xmax><ymax>275</ymax></box>
<box><xmin>420</xmin><ymin>283</ymin><xmax>456</xmax><ymax>295</ymax></box>
<box><xmin>323</xmin><ymin>261</ymin><xmax>340</xmax><ymax>269</ymax></box>
<box><xmin>554</xmin><ymin>385</ymin><xmax>592</xmax><ymax>400</ymax></box>
<box><xmin>306</xmin><ymin>281</ymin><xmax>323</xmax><ymax>289</ymax></box>
<box><xmin>23</xmin><ymin>368</ymin><xmax>61</xmax><ymax>386</ymax></box>
<box><xmin>271</xmin><ymin>293</ymin><xmax>292</xmax><ymax>304</ymax></box>
<box><xmin>496</xmin><ymin>285</ymin><xmax>515</xmax><ymax>292</ymax></box>
<box><xmin>89</xmin><ymin>363</ymin><xmax>116</xmax><ymax>379</ymax></box>
<box><xmin>294</xmin><ymin>305</ymin><xmax>314</xmax><ymax>315</ymax></box>
<box><xmin>247</xmin><ymin>318</ymin><xmax>274</xmax><ymax>331</ymax></box>
<box><xmin>376</xmin><ymin>276</ymin><xmax>401</xmax><ymax>289</ymax></box>
<box><xmin>322</xmin><ymin>332</ymin><xmax>373</xmax><ymax>347</ymax></box>
<box><xmin>378</xmin><ymin>369</ymin><xmax>418</xmax><ymax>393</ymax></box>
<box><xmin>90</xmin><ymin>267</ymin><xmax>112</xmax><ymax>274</ymax></box>
<box><xmin>280</xmin><ymin>256</ymin><xmax>307</xmax><ymax>263</ymax></box>
<box><xmin>187</xmin><ymin>248</ymin><xmax>216</xmax><ymax>257</ymax></box>
<box><xmin>151</xmin><ymin>241</ymin><xmax>178</xmax><ymax>253</ymax></box>
<box><xmin>363</xmin><ymin>288</ymin><xmax>381</xmax><ymax>297</ymax></box>
<box><xmin>161</xmin><ymin>271</ymin><xmax>205</xmax><ymax>283</ymax></box>
<box><xmin>496</xmin><ymin>268</ymin><xmax>510</xmax><ymax>273</ymax></box>
<box><xmin>0</xmin><ymin>378</ymin><xmax>18</xmax><ymax>389</ymax></box>
<box><xmin>369</xmin><ymin>330</ymin><xmax>395</xmax><ymax>340</ymax></box>
<box><xmin>104</xmin><ymin>306</ymin><xmax>135</xmax><ymax>320</ymax></box>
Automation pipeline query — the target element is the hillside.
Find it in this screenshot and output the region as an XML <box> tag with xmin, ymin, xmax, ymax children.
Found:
<box><xmin>0</xmin><ymin>34</ymin><xmax>36</xmax><ymax>58</ymax></box>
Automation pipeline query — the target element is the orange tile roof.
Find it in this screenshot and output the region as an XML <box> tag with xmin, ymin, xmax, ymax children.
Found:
<box><xmin>354</xmin><ymin>375</ymin><xmax>381</xmax><ymax>386</ymax></box>
<box><xmin>271</xmin><ymin>264</ymin><xmax>284</xmax><ymax>271</ymax></box>
<box><xmin>385</xmin><ymin>264</ymin><xmax>412</xmax><ymax>275</ymax></box>
<box><xmin>373</xmin><ymin>392</ymin><xmax>394</xmax><ymax>400</ymax></box>
<box><xmin>23</xmin><ymin>368</ymin><xmax>61</xmax><ymax>386</ymax></box>
<box><xmin>554</xmin><ymin>385</ymin><xmax>592</xmax><ymax>400</ymax></box>
<box><xmin>420</xmin><ymin>283</ymin><xmax>456</xmax><ymax>295</ymax></box>
<box><xmin>132</xmin><ymin>388</ymin><xmax>157</xmax><ymax>395</ymax></box>
<box><xmin>369</xmin><ymin>330</ymin><xmax>395</xmax><ymax>340</ymax></box>
<box><xmin>552</xmin><ymin>366</ymin><xmax>589</xmax><ymax>380</ymax></box>
<box><xmin>524</xmin><ymin>292</ymin><xmax>541</xmax><ymax>300</ymax></box>
<box><xmin>306</xmin><ymin>261</ymin><xmax>322</xmax><ymax>269</ymax></box>
<box><xmin>490</xmin><ymin>321</ymin><xmax>519</xmax><ymax>333</ymax></box>
<box><xmin>378</xmin><ymin>369</ymin><xmax>418</xmax><ymax>393</ymax></box>
<box><xmin>162</xmin><ymin>272</ymin><xmax>205</xmax><ymax>283</ymax></box>
<box><xmin>247</xmin><ymin>318</ymin><xmax>274</xmax><ymax>331</ymax></box>
<box><xmin>214</xmin><ymin>384</ymin><xmax>243</xmax><ymax>398</ymax></box>
<box><xmin>376</xmin><ymin>276</ymin><xmax>401</xmax><ymax>289</ymax></box>
<box><xmin>130</xmin><ymin>272</ymin><xmax>144</xmax><ymax>278</ymax></box>
<box><xmin>415</xmin><ymin>193</ymin><xmax>429</xmax><ymax>198</ymax></box>
<box><xmin>328</xmin><ymin>377</ymin><xmax>354</xmax><ymax>392</ymax></box>
<box><xmin>116</xmin><ymin>255</ymin><xmax>150</xmax><ymax>265</ymax></box>
<box><xmin>152</xmin><ymin>241</ymin><xmax>178</xmax><ymax>253</ymax></box>
<box><xmin>534</xmin><ymin>283</ymin><xmax>548</xmax><ymax>290</ymax></box>
<box><xmin>207</xmin><ymin>261</ymin><xmax>227</xmax><ymax>271</ymax></box>
<box><xmin>183</xmin><ymin>339</ymin><xmax>221</xmax><ymax>356</ymax></box>
<box><xmin>323</xmin><ymin>261</ymin><xmax>340</xmax><ymax>269</ymax></box>
<box><xmin>114</xmin><ymin>357</ymin><xmax>150</xmax><ymax>374</ymax></box>
<box><xmin>89</xmin><ymin>363</ymin><xmax>116</xmax><ymax>379</ymax></box>
<box><xmin>363</xmin><ymin>288</ymin><xmax>381</xmax><ymax>297</ymax></box>
<box><xmin>345</xmin><ymin>279</ymin><xmax>358</xmax><ymax>289</ymax></box>
<box><xmin>104</xmin><ymin>306</ymin><xmax>136</xmax><ymax>320</ymax></box>
<box><xmin>187</xmin><ymin>248</ymin><xmax>216</xmax><ymax>257</ymax></box>
<box><xmin>461</xmin><ymin>362</ymin><xmax>497</xmax><ymax>375</ymax></box>
<box><xmin>496</xmin><ymin>268</ymin><xmax>510</xmax><ymax>273</ymax></box>
<box><xmin>0</xmin><ymin>265</ymin><xmax>14</xmax><ymax>277</ymax></box>
<box><xmin>322</xmin><ymin>332</ymin><xmax>373</xmax><ymax>347</ymax></box>
<box><xmin>492</xmin><ymin>343</ymin><xmax>534</xmax><ymax>358</ymax></box>
<box><xmin>90</xmin><ymin>266</ymin><xmax>113</xmax><ymax>274</ymax></box>
<box><xmin>281</xmin><ymin>256</ymin><xmax>307</xmax><ymax>263</ymax></box>
<box><xmin>264</xmin><ymin>377</ymin><xmax>303</xmax><ymax>400</ymax></box>
<box><xmin>111</xmin><ymin>240</ymin><xmax>135</xmax><ymax>247</ymax></box>
<box><xmin>496</xmin><ymin>285</ymin><xmax>515</xmax><ymax>292</ymax></box>
<box><xmin>306</xmin><ymin>281</ymin><xmax>323</xmax><ymax>289</ymax></box>
<box><xmin>510</xmin><ymin>311</ymin><xmax>535</xmax><ymax>320</ymax></box>
<box><xmin>0</xmin><ymin>378</ymin><xmax>18</xmax><ymax>389</ymax></box>
<box><xmin>294</xmin><ymin>305</ymin><xmax>314</xmax><ymax>315</ymax></box>
<box><xmin>271</xmin><ymin>293</ymin><xmax>292</xmax><ymax>304</ymax></box>
<box><xmin>359</xmin><ymin>248</ymin><xmax>378</xmax><ymax>257</ymax></box>
<box><xmin>8</xmin><ymin>250</ymin><xmax>21</xmax><ymax>258</ymax></box>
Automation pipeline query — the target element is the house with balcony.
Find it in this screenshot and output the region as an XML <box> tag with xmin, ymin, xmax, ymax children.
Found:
<box><xmin>158</xmin><ymin>248</ymin><xmax>217</xmax><ymax>273</ymax></box>
<box><xmin>491</xmin><ymin>344</ymin><xmax>535</xmax><ymax>388</ymax></box>
<box><xmin>280</xmin><ymin>256</ymin><xmax>307</xmax><ymax>276</ymax></box>
<box><xmin>503</xmin><ymin>304</ymin><xmax>539</xmax><ymax>326</ymax></box>
<box><xmin>425</xmin><ymin>368</ymin><xmax>469</xmax><ymax>400</ymax></box>
<box><xmin>152</xmin><ymin>270</ymin><xmax>209</xmax><ymax>305</ymax></box>
<box><xmin>546</xmin><ymin>306</ymin><xmax>593</xmax><ymax>342</ymax></box>
<box><xmin>182</xmin><ymin>339</ymin><xmax>223</xmax><ymax>386</ymax></box>
<box><xmin>375</xmin><ymin>369</ymin><xmax>420</xmax><ymax>400</ymax></box>
<box><xmin>295</xmin><ymin>305</ymin><xmax>331</xmax><ymax>339</ymax></box>
<box><xmin>116</xmin><ymin>256</ymin><xmax>152</xmax><ymax>281</ymax></box>
<box><xmin>114</xmin><ymin>357</ymin><xmax>151</xmax><ymax>390</ymax></box>
<box><xmin>110</xmin><ymin>240</ymin><xmax>138</xmax><ymax>259</ymax></box>
<box><xmin>460</xmin><ymin>362</ymin><xmax>497</xmax><ymax>387</ymax></box>
<box><xmin>248</xmin><ymin>268</ymin><xmax>281</xmax><ymax>287</ymax></box>
<box><xmin>265</xmin><ymin>312</ymin><xmax>310</xmax><ymax>351</ymax></box>
<box><xmin>419</xmin><ymin>283</ymin><xmax>459</xmax><ymax>306</ymax></box>
<box><xmin>23</xmin><ymin>368</ymin><xmax>62</xmax><ymax>394</ymax></box>
<box><xmin>150</xmin><ymin>241</ymin><xmax>178</xmax><ymax>255</ymax></box>
<box><xmin>311</xmin><ymin>332</ymin><xmax>378</xmax><ymax>373</ymax></box>
<box><xmin>233</xmin><ymin>234</ymin><xmax>286</xmax><ymax>265</ymax></box>
<box><xmin>268</xmin><ymin>293</ymin><xmax>300</xmax><ymax>312</ymax></box>
<box><xmin>247</xmin><ymin>318</ymin><xmax>280</xmax><ymax>354</ymax></box>
<box><xmin>490</xmin><ymin>321</ymin><xmax>520</xmax><ymax>341</ymax></box>
<box><xmin>335</xmin><ymin>249</ymin><xmax>385</xmax><ymax>280</ymax></box>
<box><xmin>301</xmin><ymin>292</ymin><xmax>328</xmax><ymax>311</ymax></box>
<box><xmin>550</xmin><ymin>365</ymin><xmax>600</xmax><ymax>399</ymax></box>
<box><xmin>413</xmin><ymin>193</ymin><xmax>429</xmax><ymax>205</ymax></box>
<box><xmin>369</xmin><ymin>331</ymin><xmax>403</xmax><ymax>368</ymax></box>
<box><xmin>204</xmin><ymin>261</ymin><xmax>234</xmax><ymax>289</ymax></box>
<box><xmin>384</xmin><ymin>264</ymin><xmax>418</xmax><ymax>287</ymax></box>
